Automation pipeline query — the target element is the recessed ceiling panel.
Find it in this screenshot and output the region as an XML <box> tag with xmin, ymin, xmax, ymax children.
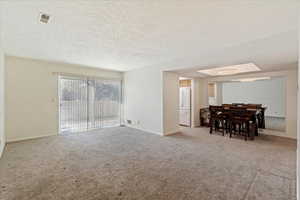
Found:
<box><xmin>197</xmin><ymin>63</ymin><xmax>261</xmax><ymax>76</ymax></box>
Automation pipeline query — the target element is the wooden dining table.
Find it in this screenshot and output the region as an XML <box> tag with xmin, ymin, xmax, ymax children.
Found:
<box><xmin>201</xmin><ymin>105</ymin><xmax>266</xmax><ymax>126</ymax></box>
<box><xmin>200</xmin><ymin>104</ymin><xmax>267</xmax><ymax>139</ymax></box>
<box><xmin>217</xmin><ymin>104</ymin><xmax>266</xmax><ymax>128</ymax></box>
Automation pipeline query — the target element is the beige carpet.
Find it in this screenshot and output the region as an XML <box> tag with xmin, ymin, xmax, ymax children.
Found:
<box><xmin>0</xmin><ymin>127</ymin><xmax>296</xmax><ymax>200</ymax></box>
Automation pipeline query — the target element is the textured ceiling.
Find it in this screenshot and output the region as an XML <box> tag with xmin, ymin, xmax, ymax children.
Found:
<box><xmin>1</xmin><ymin>0</ymin><xmax>298</xmax><ymax>72</ymax></box>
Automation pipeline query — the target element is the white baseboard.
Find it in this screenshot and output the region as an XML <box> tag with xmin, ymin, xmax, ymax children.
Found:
<box><xmin>125</xmin><ymin>125</ymin><xmax>163</xmax><ymax>136</ymax></box>
<box><xmin>7</xmin><ymin>133</ymin><xmax>58</xmax><ymax>143</ymax></box>
<box><xmin>164</xmin><ymin>130</ymin><xmax>180</xmax><ymax>136</ymax></box>
<box><xmin>125</xmin><ymin>125</ymin><xmax>181</xmax><ymax>137</ymax></box>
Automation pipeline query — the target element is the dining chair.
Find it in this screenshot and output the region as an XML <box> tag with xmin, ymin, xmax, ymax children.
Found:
<box><xmin>209</xmin><ymin>106</ymin><xmax>227</xmax><ymax>136</ymax></box>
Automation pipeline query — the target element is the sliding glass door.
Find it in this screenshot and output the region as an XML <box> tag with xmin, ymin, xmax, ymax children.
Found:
<box><xmin>59</xmin><ymin>77</ymin><xmax>88</xmax><ymax>133</ymax></box>
<box><xmin>59</xmin><ymin>76</ymin><xmax>121</xmax><ymax>133</ymax></box>
<box><xmin>88</xmin><ymin>79</ymin><xmax>121</xmax><ymax>129</ymax></box>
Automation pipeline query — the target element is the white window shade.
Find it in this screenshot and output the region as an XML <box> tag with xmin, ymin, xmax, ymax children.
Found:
<box><xmin>59</xmin><ymin>76</ymin><xmax>121</xmax><ymax>133</ymax></box>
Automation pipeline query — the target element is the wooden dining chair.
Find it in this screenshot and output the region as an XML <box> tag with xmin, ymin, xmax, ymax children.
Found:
<box><xmin>228</xmin><ymin>109</ymin><xmax>252</xmax><ymax>141</ymax></box>
<box><xmin>209</xmin><ymin>106</ymin><xmax>227</xmax><ymax>136</ymax></box>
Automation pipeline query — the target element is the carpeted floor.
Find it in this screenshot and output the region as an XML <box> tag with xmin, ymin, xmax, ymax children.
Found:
<box><xmin>0</xmin><ymin>127</ymin><xmax>296</xmax><ymax>200</ymax></box>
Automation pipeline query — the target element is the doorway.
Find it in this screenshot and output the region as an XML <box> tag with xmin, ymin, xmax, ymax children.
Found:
<box><xmin>59</xmin><ymin>76</ymin><xmax>122</xmax><ymax>133</ymax></box>
<box><xmin>179</xmin><ymin>79</ymin><xmax>191</xmax><ymax>127</ymax></box>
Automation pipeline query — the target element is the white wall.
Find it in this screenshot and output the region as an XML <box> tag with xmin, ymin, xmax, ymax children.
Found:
<box><xmin>0</xmin><ymin>47</ymin><xmax>4</xmax><ymax>157</ymax></box>
<box><xmin>297</xmin><ymin>66</ymin><xmax>300</xmax><ymax>199</ymax></box>
<box><xmin>284</xmin><ymin>70</ymin><xmax>298</xmax><ymax>139</ymax></box>
<box><xmin>297</xmin><ymin>20</ymin><xmax>299</xmax><ymax>200</ymax></box>
<box><xmin>5</xmin><ymin>56</ymin><xmax>122</xmax><ymax>142</ymax></box>
<box><xmin>191</xmin><ymin>78</ymin><xmax>206</xmax><ymax>127</ymax></box>
<box><xmin>124</xmin><ymin>67</ymin><xmax>163</xmax><ymax>135</ymax></box>
<box><xmin>207</xmin><ymin>82</ymin><xmax>223</xmax><ymax>106</ymax></box>
<box><xmin>216</xmin><ymin>82</ymin><xmax>223</xmax><ymax>105</ymax></box>
<box><xmin>0</xmin><ymin>5</ymin><xmax>5</xmax><ymax>157</ymax></box>
<box><xmin>222</xmin><ymin>77</ymin><xmax>286</xmax><ymax>117</ymax></box>
<box><xmin>162</xmin><ymin>72</ymin><xmax>179</xmax><ymax>135</ymax></box>
<box><xmin>0</xmin><ymin>44</ymin><xmax>4</xmax><ymax>157</ymax></box>
<box><xmin>205</xmin><ymin>69</ymin><xmax>297</xmax><ymax>139</ymax></box>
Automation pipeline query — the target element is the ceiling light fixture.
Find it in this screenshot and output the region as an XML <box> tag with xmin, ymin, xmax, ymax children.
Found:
<box><xmin>197</xmin><ymin>63</ymin><xmax>261</xmax><ymax>76</ymax></box>
<box><xmin>39</xmin><ymin>12</ymin><xmax>51</xmax><ymax>24</ymax></box>
<box><xmin>231</xmin><ymin>77</ymin><xmax>271</xmax><ymax>82</ymax></box>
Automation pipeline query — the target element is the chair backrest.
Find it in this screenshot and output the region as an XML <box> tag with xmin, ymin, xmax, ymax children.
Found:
<box><xmin>229</xmin><ymin>106</ymin><xmax>247</xmax><ymax>111</ymax></box>
<box><xmin>229</xmin><ymin>109</ymin><xmax>256</xmax><ymax>122</ymax></box>
<box><xmin>209</xmin><ymin>106</ymin><xmax>223</xmax><ymax>116</ymax></box>
<box><xmin>246</xmin><ymin>104</ymin><xmax>262</xmax><ymax>109</ymax></box>
<box><xmin>209</xmin><ymin>105</ymin><xmax>223</xmax><ymax>110</ymax></box>
<box><xmin>232</xmin><ymin>103</ymin><xmax>244</xmax><ymax>106</ymax></box>
<box><xmin>222</xmin><ymin>104</ymin><xmax>231</xmax><ymax>109</ymax></box>
<box><xmin>227</xmin><ymin>107</ymin><xmax>247</xmax><ymax>118</ymax></box>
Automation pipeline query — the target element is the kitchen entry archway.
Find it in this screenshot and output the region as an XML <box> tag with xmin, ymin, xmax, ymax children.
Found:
<box><xmin>58</xmin><ymin>76</ymin><xmax>122</xmax><ymax>134</ymax></box>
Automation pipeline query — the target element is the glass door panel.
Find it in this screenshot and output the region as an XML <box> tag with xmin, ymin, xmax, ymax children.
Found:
<box><xmin>59</xmin><ymin>77</ymin><xmax>88</xmax><ymax>133</ymax></box>
<box><xmin>59</xmin><ymin>76</ymin><xmax>121</xmax><ymax>133</ymax></box>
<box><xmin>89</xmin><ymin>79</ymin><xmax>121</xmax><ymax>129</ymax></box>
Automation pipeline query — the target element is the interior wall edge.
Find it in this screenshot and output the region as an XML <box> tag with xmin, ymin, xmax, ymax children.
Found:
<box><xmin>162</xmin><ymin>71</ymin><xmax>180</xmax><ymax>135</ymax></box>
<box><xmin>297</xmin><ymin>18</ymin><xmax>300</xmax><ymax>200</ymax></box>
<box><xmin>0</xmin><ymin>6</ymin><xmax>5</xmax><ymax>158</ymax></box>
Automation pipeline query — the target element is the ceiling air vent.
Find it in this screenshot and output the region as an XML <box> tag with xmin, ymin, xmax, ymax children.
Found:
<box><xmin>39</xmin><ymin>13</ymin><xmax>50</xmax><ymax>24</ymax></box>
